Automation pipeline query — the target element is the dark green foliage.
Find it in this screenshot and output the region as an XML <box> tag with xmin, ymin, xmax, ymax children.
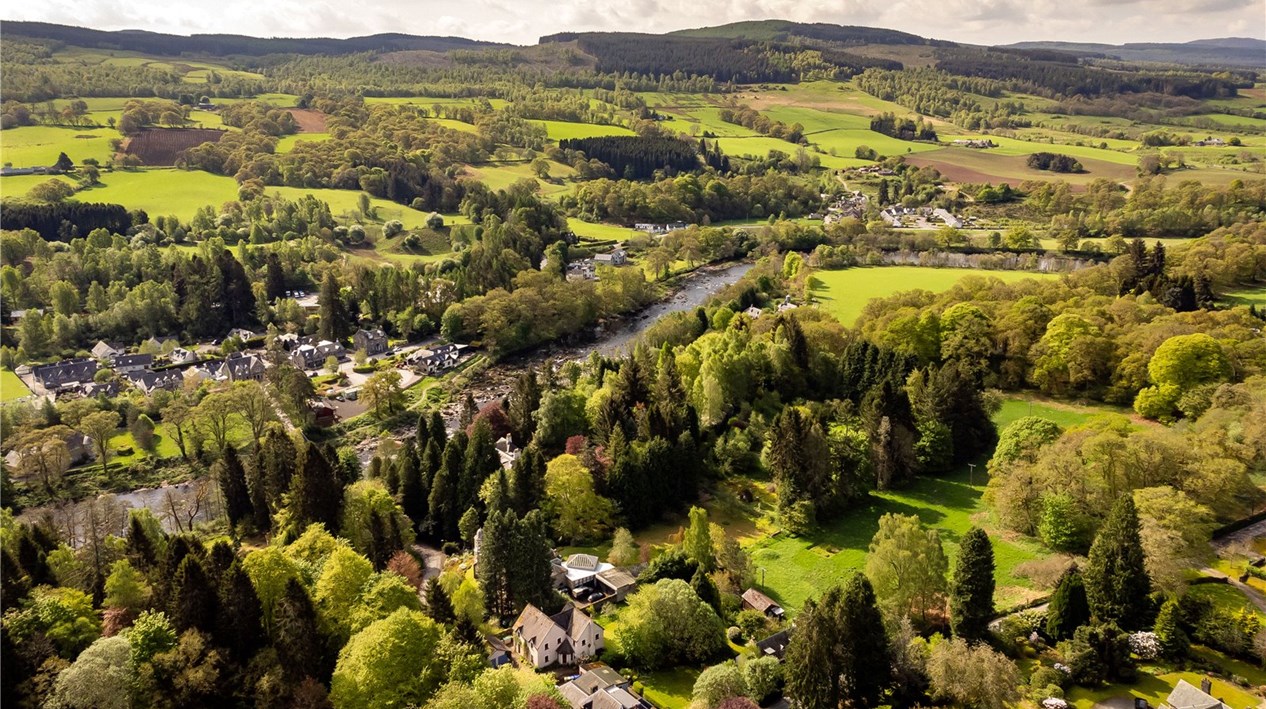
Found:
<box><xmin>784</xmin><ymin>573</ymin><xmax>891</xmax><ymax>708</ymax></box>
<box><xmin>690</xmin><ymin>566</ymin><xmax>722</xmax><ymax>614</ymax></box>
<box><xmin>1046</xmin><ymin>566</ymin><xmax>1091</xmax><ymax>641</ymax></box>
<box><xmin>318</xmin><ymin>271</ymin><xmax>352</xmax><ymax>342</ymax></box>
<box><xmin>508</xmin><ymin>369</ymin><xmax>542</xmax><ymax>446</ymax></box>
<box><xmin>423</xmin><ymin>578</ymin><xmax>455</xmax><ymax>625</ymax></box>
<box><xmin>1153</xmin><ymin>597</ymin><xmax>1188</xmax><ymax>659</ymax></box>
<box><xmin>0</xmin><ymin>202</ymin><xmax>140</xmax><ymax>241</ymax></box>
<box><xmin>288</xmin><ymin>445</ymin><xmax>344</xmax><ymax>533</ymax></box>
<box><xmin>1084</xmin><ymin>496</ymin><xmax>1152</xmax><ymax>630</ymax></box>
<box><xmin>1027</xmin><ymin>152</ymin><xmax>1083</xmax><ymax>173</ymax></box>
<box><xmin>949</xmin><ymin>527</ymin><xmax>995</xmax><ymax>640</ymax></box>
<box><xmin>215</xmin><ymin>446</ymin><xmax>254</xmax><ymax>528</ymax></box>
<box><xmin>869</xmin><ymin>112</ymin><xmax>937</xmax><ymax>141</ymax></box>
<box><xmin>2</xmin><ymin>550</ymin><xmax>29</xmax><ymax>610</ymax></box>
<box><xmin>170</xmin><ymin>556</ymin><xmax>216</xmax><ymax>633</ymax></box>
<box><xmin>461</xmin><ymin>420</ymin><xmax>499</xmax><ymax>512</ymax></box>
<box><xmin>638</xmin><ymin>547</ymin><xmax>699</xmax><ymax>584</ymax></box>
<box><xmin>560</xmin><ymin>136</ymin><xmax>703</xmax><ymax>179</ymax></box>
<box><xmin>397</xmin><ymin>444</ymin><xmax>426</xmax><ymax>532</ymax></box>
<box><xmin>427</xmin><ymin>432</ymin><xmax>466</xmax><ymax>542</ymax></box>
<box><xmin>1056</xmin><ymin>622</ymin><xmax>1136</xmax><ymax>686</ymax></box>
<box><xmin>272</xmin><ymin>578</ymin><xmax>328</xmax><ymax>682</ymax></box>
<box><xmin>216</xmin><ymin>563</ymin><xmax>264</xmax><ymax>661</ymax></box>
<box><xmin>252</xmin><ymin>427</ymin><xmax>298</xmax><ymax>530</ymax></box>
<box><xmin>767</xmin><ymin>406</ymin><xmax>833</xmax><ymax>529</ymax></box>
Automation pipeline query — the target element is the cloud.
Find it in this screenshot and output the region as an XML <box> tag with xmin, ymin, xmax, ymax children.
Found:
<box><xmin>4</xmin><ymin>0</ymin><xmax>1263</xmax><ymax>45</ymax></box>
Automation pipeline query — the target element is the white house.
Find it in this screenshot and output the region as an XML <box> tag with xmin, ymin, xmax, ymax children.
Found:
<box><xmin>512</xmin><ymin>604</ymin><xmax>604</xmax><ymax>669</ymax></box>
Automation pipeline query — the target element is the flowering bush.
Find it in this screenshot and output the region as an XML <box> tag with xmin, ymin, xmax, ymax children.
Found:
<box><xmin>1129</xmin><ymin>631</ymin><xmax>1160</xmax><ymax>660</ymax></box>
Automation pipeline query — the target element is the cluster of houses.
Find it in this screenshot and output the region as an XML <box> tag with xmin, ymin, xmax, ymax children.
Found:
<box><xmin>951</xmin><ymin>139</ymin><xmax>997</xmax><ymax>149</ymax></box>
<box><xmin>565</xmin><ymin>247</ymin><xmax>629</xmax><ymax>282</ymax></box>
<box><xmin>1192</xmin><ymin>137</ymin><xmax>1227</xmax><ymax>147</ymax></box>
<box><xmin>743</xmin><ymin>295</ymin><xmax>799</xmax><ymax>320</ymax></box>
<box><xmin>879</xmin><ymin>205</ymin><xmax>969</xmax><ymax>229</ymax></box>
<box><xmin>821</xmin><ymin>191</ymin><xmax>869</xmax><ymax>225</ymax></box>
<box><xmin>21</xmin><ymin>326</ymin><xmax>469</xmax><ymax>402</ymax></box>
<box><xmin>850</xmin><ymin>165</ymin><xmax>896</xmax><ymax>176</ymax></box>
<box><xmin>0</xmin><ymin>165</ymin><xmax>64</xmax><ymax>177</ymax></box>
<box><xmin>632</xmin><ymin>222</ymin><xmax>689</xmax><ymax>235</ymax></box>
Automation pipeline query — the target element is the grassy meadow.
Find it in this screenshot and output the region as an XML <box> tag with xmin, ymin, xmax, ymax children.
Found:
<box><xmin>0</xmin><ymin>369</ymin><xmax>33</xmax><ymax>402</ymax></box>
<box><xmin>812</xmin><ymin>266</ymin><xmax>1063</xmax><ymax>326</ymax></box>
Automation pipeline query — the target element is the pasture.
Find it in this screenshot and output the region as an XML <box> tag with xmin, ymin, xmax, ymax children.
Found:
<box><xmin>460</xmin><ymin>161</ymin><xmax>576</xmax><ymax>195</ymax></box>
<box><xmin>531</xmin><ymin>120</ymin><xmax>635</xmax><ymax>140</ymax></box>
<box><xmin>275</xmin><ymin>133</ymin><xmax>332</xmax><ymax>153</ymax></box>
<box><xmin>812</xmin><ymin>266</ymin><xmax>1062</xmax><ymax>326</ymax></box>
<box><xmin>1</xmin><ymin>125</ymin><xmax>118</xmax><ymax>167</ymax></box>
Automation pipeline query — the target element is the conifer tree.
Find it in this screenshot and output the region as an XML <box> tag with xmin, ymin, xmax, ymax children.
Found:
<box><xmin>1084</xmin><ymin>496</ymin><xmax>1152</xmax><ymax>630</ymax></box>
<box><xmin>683</xmin><ymin>506</ymin><xmax>716</xmax><ymax>573</ymax></box>
<box><xmin>508</xmin><ymin>369</ymin><xmax>541</xmax><ymax>446</ymax></box>
<box><xmin>398</xmin><ymin>444</ymin><xmax>426</xmax><ymax>531</ymax></box>
<box><xmin>428</xmin><ymin>410</ymin><xmax>447</xmax><ymax>450</ymax></box>
<box><xmin>690</xmin><ymin>566</ymin><xmax>721</xmax><ymax>613</ymax></box>
<box><xmin>784</xmin><ymin>573</ymin><xmax>891</xmax><ymax>708</ymax></box>
<box><xmin>415</xmin><ymin>412</ymin><xmax>432</xmax><ymax>451</ymax></box>
<box><xmin>508</xmin><ymin>447</ymin><xmax>545</xmax><ymax>516</ymax></box>
<box><xmin>216</xmin><ymin>562</ymin><xmax>264</xmax><ymax>660</ymax></box>
<box><xmin>424</xmin><ymin>578</ymin><xmax>455</xmax><ymax>625</ymax></box>
<box><xmin>215</xmin><ymin>446</ymin><xmax>254</xmax><ymax>528</ymax></box>
<box><xmin>273</xmin><ymin>578</ymin><xmax>327</xmax><ymax>681</ymax></box>
<box><xmin>1045</xmin><ymin>565</ymin><xmax>1090</xmax><ymax>640</ymax></box>
<box><xmin>510</xmin><ymin>510</ymin><xmax>558</xmax><ymax>613</ymax></box>
<box><xmin>462</xmin><ymin>419</ymin><xmax>500</xmax><ymax>511</ymax></box>
<box><xmin>949</xmin><ymin>526</ymin><xmax>995</xmax><ymax>641</ymax></box>
<box><xmin>170</xmin><ymin>556</ymin><xmax>216</xmax><ymax>633</ymax></box>
<box><xmin>289</xmin><ymin>445</ymin><xmax>344</xmax><ymax>532</ymax></box>
<box><xmin>477</xmin><ymin>509</ymin><xmax>516</xmax><ymax>619</ymax></box>
<box><xmin>1153</xmin><ymin>597</ymin><xmax>1187</xmax><ymax>659</ymax></box>
<box><xmin>428</xmin><ymin>436</ymin><xmax>464</xmax><ymax>541</ymax></box>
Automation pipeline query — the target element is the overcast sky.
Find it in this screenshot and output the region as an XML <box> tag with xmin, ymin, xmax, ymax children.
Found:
<box><xmin>5</xmin><ymin>0</ymin><xmax>1264</xmax><ymax>46</ymax></box>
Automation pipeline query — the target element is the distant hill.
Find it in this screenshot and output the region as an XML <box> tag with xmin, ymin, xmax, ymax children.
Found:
<box><xmin>1</xmin><ymin>21</ymin><xmax>506</xmax><ymax>57</ymax></box>
<box><xmin>1004</xmin><ymin>37</ymin><xmax>1266</xmax><ymax>68</ymax></box>
<box><xmin>667</xmin><ymin>19</ymin><xmax>944</xmax><ymax>46</ymax></box>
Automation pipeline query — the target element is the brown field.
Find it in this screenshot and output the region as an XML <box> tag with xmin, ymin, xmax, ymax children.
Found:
<box><xmin>907</xmin><ymin>149</ymin><xmax>1137</xmax><ymax>188</ymax></box>
<box><xmin>123</xmin><ymin>128</ymin><xmax>224</xmax><ymax>166</ymax></box>
<box><xmin>287</xmin><ymin>109</ymin><xmax>328</xmax><ymax>133</ymax></box>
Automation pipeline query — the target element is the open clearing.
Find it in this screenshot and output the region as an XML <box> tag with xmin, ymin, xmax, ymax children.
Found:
<box><xmin>286</xmin><ymin>108</ymin><xmax>328</xmax><ymax>132</ymax></box>
<box><xmin>812</xmin><ymin>266</ymin><xmax>1062</xmax><ymax>326</ymax></box>
<box><xmin>532</xmin><ymin>120</ymin><xmax>635</xmax><ymax>140</ymax></box>
<box><xmin>0</xmin><ymin>369</ymin><xmax>33</xmax><ymax>403</ymax></box>
<box><xmin>1</xmin><ymin>125</ymin><xmax>118</xmax><ymax>167</ymax></box>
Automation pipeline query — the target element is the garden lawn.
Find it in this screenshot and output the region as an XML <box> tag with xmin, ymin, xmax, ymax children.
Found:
<box><xmin>1067</xmin><ymin>670</ymin><xmax>1261</xmax><ymax>709</ymax></box>
<box><xmin>1187</xmin><ymin>583</ymin><xmax>1266</xmax><ymax>621</ymax></box>
<box><xmin>812</xmin><ymin>266</ymin><xmax>1062</xmax><ymax>326</ymax></box>
<box><xmin>1222</xmin><ymin>286</ymin><xmax>1266</xmax><ymax>308</ymax></box>
<box><xmin>993</xmin><ymin>396</ymin><xmax>1121</xmax><ymax>431</ymax></box>
<box><xmin>0</xmin><ymin>369</ymin><xmax>33</xmax><ymax>402</ymax></box>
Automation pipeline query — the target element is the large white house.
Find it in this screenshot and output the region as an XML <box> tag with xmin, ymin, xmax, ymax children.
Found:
<box><xmin>512</xmin><ymin>604</ymin><xmax>604</xmax><ymax>669</ymax></box>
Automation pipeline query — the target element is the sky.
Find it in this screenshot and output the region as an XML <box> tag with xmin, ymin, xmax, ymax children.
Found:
<box><xmin>4</xmin><ymin>0</ymin><xmax>1264</xmax><ymax>47</ymax></box>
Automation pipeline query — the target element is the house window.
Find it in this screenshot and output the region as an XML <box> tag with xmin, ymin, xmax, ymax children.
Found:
<box><xmin>544</xmin><ymin>655</ymin><xmax>550</xmax><ymax>664</ymax></box>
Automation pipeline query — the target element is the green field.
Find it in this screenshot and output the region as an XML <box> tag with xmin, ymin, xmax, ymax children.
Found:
<box><xmin>275</xmin><ymin>132</ymin><xmax>331</xmax><ymax>153</ymax></box>
<box><xmin>1222</xmin><ymin>286</ymin><xmax>1266</xmax><ymax>308</ymax></box>
<box><xmin>0</xmin><ymin>369</ymin><xmax>33</xmax><ymax>403</ymax></box>
<box><xmin>993</xmin><ymin>396</ymin><xmax>1120</xmax><ymax>431</ymax></box>
<box><xmin>3</xmin><ymin>169</ymin><xmax>239</xmax><ymax>220</ymax></box>
<box><xmin>567</xmin><ymin>219</ymin><xmax>640</xmax><ymax>242</ymax></box>
<box><xmin>812</xmin><ymin>266</ymin><xmax>1063</xmax><ymax>326</ymax></box>
<box><xmin>531</xmin><ymin>120</ymin><xmax>635</xmax><ymax>140</ymax></box>
<box><xmin>1</xmin><ymin>125</ymin><xmax>118</xmax><ymax>167</ymax></box>
<box><xmin>461</xmin><ymin>162</ymin><xmax>576</xmax><ymax>195</ymax></box>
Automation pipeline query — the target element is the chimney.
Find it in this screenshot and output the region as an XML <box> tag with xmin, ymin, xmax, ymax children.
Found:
<box><xmin>1200</xmin><ymin>678</ymin><xmax>1212</xmax><ymax>695</ymax></box>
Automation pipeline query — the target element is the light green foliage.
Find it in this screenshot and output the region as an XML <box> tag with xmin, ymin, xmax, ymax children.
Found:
<box><xmin>683</xmin><ymin>506</ymin><xmax>715</xmax><ymax>572</ymax></box>
<box><xmin>340</xmin><ymin>480</ymin><xmax>416</xmax><ymax>557</ymax></box>
<box><xmin>1133</xmin><ymin>485</ymin><xmax>1215</xmax><ymax>592</ymax></box>
<box><xmin>865</xmin><ymin>513</ymin><xmax>948</xmax><ymax>624</ymax></box>
<box><xmin>47</xmin><ymin>635</ymin><xmax>133</xmax><ymax>709</ymax></box>
<box><xmin>608</xmin><ymin>527</ymin><xmax>640</xmax><ymax>567</ymax></box>
<box><xmin>692</xmin><ymin>662</ymin><xmax>747</xmax><ymax>708</ymax></box>
<box><xmin>620</xmin><ymin>578</ymin><xmax>727</xmax><ymax>669</ymax></box>
<box><xmin>330</xmin><ymin>609</ymin><xmax>447</xmax><ymax>709</ymax></box>
<box><xmin>1135</xmin><ymin>333</ymin><xmax>1230</xmax><ymax>420</ymax></box>
<box><xmin>242</xmin><ymin>546</ymin><xmax>302</xmax><ymax>632</ymax></box>
<box><xmin>125</xmin><ymin>610</ymin><xmax>177</xmax><ymax>665</ymax></box>
<box><xmin>927</xmin><ymin>637</ymin><xmax>1021</xmax><ymax>709</ymax></box>
<box><xmin>741</xmin><ymin>656</ymin><xmax>783</xmax><ymax>703</ymax></box>
<box><xmin>449</xmin><ymin>576</ymin><xmax>486</xmax><ymax>626</ymax></box>
<box><xmin>544</xmin><ymin>454</ymin><xmax>616</xmax><ymax>543</ymax></box>
<box><xmin>347</xmin><ymin>572</ymin><xmax>423</xmax><ymax>635</ymax></box>
<box><xmin>104</xmin><ymin>559</ymin><xmax>151</xmax><ymax>611</ymax></box>
<box><xmin>315</xmin><ymin>547</ymin><xmax>375</xmax><ymax>640</ymax></box>
<box><xmin>989</xmin><ymin>416</ymin><xmax>1062</xmax><ymax>470</ymax></box>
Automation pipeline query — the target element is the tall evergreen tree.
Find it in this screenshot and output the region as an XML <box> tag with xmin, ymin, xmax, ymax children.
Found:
<box><xmin>785</xmin><ymin>573</ymin><xmax>892</xmax><ymax>708</ymax></box>
<box><xmin>398</xmin><ymin>444</ymin><xmax>426</xmax><ymax>531</ymax></box>
<box><xmin>1153</xmin><ymin>597</ymin><xmax>1188</xmax><ymax>659</ymax></box>
<box><xmin>477</xmin><ymin>508</ymin><xmax>517</xmax><ymax>619</ymax></box>
<box><xmin>289</xmin><ymin>445</ymin><xmax>344</xmax><ymax>532</ymax></box>
<box><xmin>507</xmin><ymin>369</ymin><xmax>541</xmax><ymax>446</ymax></box>
<box><xmin>461</xmin><ymin>419</ymin><xmax>500</xmax><ymax>512</ymax></box>
<box><xmin>256</xmin><ymin>428</ymin><xmax>298</xmax><ymax>519</ymax></box>
<box><xmin>424</xmin><ymin>578</ymin><xmax>455</xmax><ymax>624</ymax></box>
<box><xmin>508</xmin><ymin>447</ymin><xmax>545</xmax><ymax>516</ymax></box>
<box><xmin>1045</xmin><ymin>565</ymin><xmax>1091</xmax><ymax>640</ymax></box>
<box><xmin>170</xmin><ymin>556</ymin><xmax>216</xmax><ymax>634</ymax></box>
<box><xmin>217</xmin><ymin>562</ymin><xmax>264</xmax><ymax>660</ymax></box>
<box><xmin>949</xmin><ymin>526</ymin><xmax>995</xmax><ymax>641</ymax></box>
<box><xmin>1084</xmin><ymin>496</ymin><xmax>1152</xmax><ymax>630</ymax></box>
<box><xmin>273</xmin><ymin>578</ymin><xmax>327</xmax><ymax>682</ymax></box>
<box><xmin>215</xmin><ymin>446</ymin><xmax>254</xmax><ymax>529</ymax></box>
<box><xmin>415</xmin><ymin>412</ymin><xmax>432</xmax><ymax>451</ymax></box>
<box><xmin>690</xmin><ymin>566</ymin><xmax>722</xmax><ymax>613</ymax></box>
<box><xmin>428</xmin><ymin>410</ymin><xmax>447</xmax><ymax>449</ymax></box>
<box><xmin>317</xmin><ymin>271</ymin><xmax>350</xmax><ymax>342</ymax></box>
<box><xmin>428</xmin><ymin>435</ymin><xmax>464</xmax><ymax>541</ymax></box>
<box><xmin>510</xmin><ymin>510</ymin><xmax>558</xmax><ymax>613</ymax></box>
